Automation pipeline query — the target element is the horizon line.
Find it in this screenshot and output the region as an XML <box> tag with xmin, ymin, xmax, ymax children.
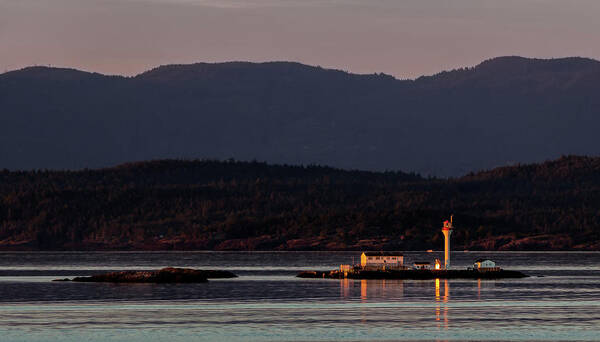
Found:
<box><xmin>2</xmin><ymin>55</ymin><xmax>598</xmax><ymax>81</ymax></box>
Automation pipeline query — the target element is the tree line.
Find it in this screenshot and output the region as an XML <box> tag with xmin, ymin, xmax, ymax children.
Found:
<box><xmin>0</xmin><ymin>156</ymin><xmax>598</xmax><ymax>250</ymax></box>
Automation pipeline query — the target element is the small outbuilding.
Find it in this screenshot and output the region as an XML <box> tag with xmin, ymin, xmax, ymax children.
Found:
<box><xmin>473</xmin><ymin>259</ymin><xmax>498</xmax><ymax>270</ymax></box>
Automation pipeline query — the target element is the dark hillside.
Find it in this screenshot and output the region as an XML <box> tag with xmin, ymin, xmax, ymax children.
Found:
<box><xmin>0</xmin><ymin>157</ymin><xmax>598</xmax><ymax>251</ymax></box>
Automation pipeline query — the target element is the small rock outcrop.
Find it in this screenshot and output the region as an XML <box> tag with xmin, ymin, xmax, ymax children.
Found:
<box><xmin>55</xmin><ymin>267</ymin><xmax>237</xmax><ymax>283</ymax></box>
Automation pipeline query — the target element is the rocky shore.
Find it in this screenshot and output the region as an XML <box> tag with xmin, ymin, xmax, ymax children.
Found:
<box><xmin>297</xmin><ymin>269</ymin><xmax>528</xmax><ymax>280</ymax></box>
<box><xmin>54</xmin><ymin>267</ymin><xmax>237</xmax><ymax>283</ymax></box>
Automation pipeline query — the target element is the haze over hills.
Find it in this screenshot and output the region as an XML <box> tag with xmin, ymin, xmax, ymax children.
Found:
<box><xmin>1</xmin><ymin>56</ymin><xmax>600</xmax><ymax>176</ymax></box>
<box><xmin>0</xmin><ymin>156</ymin><xmax>598</xmax><ymax>251</ymax></box>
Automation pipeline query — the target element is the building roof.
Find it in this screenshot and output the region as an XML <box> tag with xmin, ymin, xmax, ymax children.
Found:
<box><xmin>474</xmin><ymin>259</ymin><xmax>494</xmax><ymax>263</ymax></box>
<box><xmin>363</xmin><ymin>252</ymin><xmax>403</xmax><ymax>257</ymax></box>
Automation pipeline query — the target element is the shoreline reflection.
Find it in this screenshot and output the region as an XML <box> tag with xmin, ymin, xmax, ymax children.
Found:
<box><xmin>341</xmin><ymin>278</ymin><xmax>405</xmax><ymax>302</ymax></box>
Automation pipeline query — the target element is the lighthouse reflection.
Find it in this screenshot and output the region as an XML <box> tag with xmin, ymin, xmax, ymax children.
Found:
<box><xmin>345</xmin><ymin>277</ymin><xmax>454</xmax><ymax>329</ymax></box>
<box><xmin>435</xmin><ymin>278</ymin><xmax>449</xmax><ymax>328</ymax></box>
<box><xmin>434</xmin><ymin>278</ymin><xmax>449</xmax><ymax>303</ymax></box>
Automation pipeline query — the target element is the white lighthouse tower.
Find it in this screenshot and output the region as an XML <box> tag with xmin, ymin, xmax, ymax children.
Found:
<box><xmin>442</xmin><ymin>215</ymin><xmax>454</xmax><ymax>269</ymax></box>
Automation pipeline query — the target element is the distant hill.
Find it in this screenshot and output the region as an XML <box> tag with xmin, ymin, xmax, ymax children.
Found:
<box><xmin>1</xmin><ymin>57</ymin><xmax>600</xmax><ymax>176</ymax></box>
<box><xmin>0</xmin><ymin>156</ymin><xmax>598</xmax><ymax>251</ymax></box>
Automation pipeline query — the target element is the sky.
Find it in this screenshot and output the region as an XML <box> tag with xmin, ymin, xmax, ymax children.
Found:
<box><xmin>1</xmin><ymin>0</ymin><xmax>600</xmax><ymax>78</ymax></box>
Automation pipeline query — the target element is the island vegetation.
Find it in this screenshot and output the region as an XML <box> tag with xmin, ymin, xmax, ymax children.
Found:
<box><xmin>1</xmin><ymin>156</ymin><xmax>599</xmax><ymax>251</ymax></box>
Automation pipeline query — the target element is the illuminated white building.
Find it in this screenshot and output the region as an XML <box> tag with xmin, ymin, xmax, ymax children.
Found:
<box><xmin>360</xmin><ymin>252</ymin><xmax>403</xmax><ymax>268</ymax></box>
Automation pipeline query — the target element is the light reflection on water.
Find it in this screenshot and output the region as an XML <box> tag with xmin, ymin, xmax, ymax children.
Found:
<box><xmin>0</xmin><ymin>251</ymin><xmax>599</xmax><ymax>341</ymax></box>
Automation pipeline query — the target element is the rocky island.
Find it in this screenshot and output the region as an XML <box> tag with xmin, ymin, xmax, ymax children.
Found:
<box><xmin>298</xmin><ymin>218</ymin><xmax>529</xmax><ymax>280</ymax></box>
<box><xmin>297</xmin><ymin>268</ymin><xmax>528</xmax><ymax>280</ymax></box>
<box><xmin>54</xmin><ymin>267</ymin><xmax>237</xmax><ymax>283</ymax></box>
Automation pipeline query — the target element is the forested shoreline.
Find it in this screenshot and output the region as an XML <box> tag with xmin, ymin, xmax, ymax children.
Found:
<box><xmin>1</xmin><ymin>156</ymin><xmax>599</xmax><ymax>251</ymax></box>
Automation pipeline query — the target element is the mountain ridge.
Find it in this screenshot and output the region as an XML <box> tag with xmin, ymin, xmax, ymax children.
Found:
<box><xmin>1</xmin><ymin>56</ymin><xmax>599</xmax><ymax>176</ymax></box>
<box><xmin>6</xmin><ymin>56</ymin><xmax>599</xmax><ymax>81</ymax></box>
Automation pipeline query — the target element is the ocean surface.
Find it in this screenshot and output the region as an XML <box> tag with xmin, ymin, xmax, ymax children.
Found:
<box><xmin>0</xmin><ymin>251</ymin><xmax>599</xmax><ymax>342</ymax></box>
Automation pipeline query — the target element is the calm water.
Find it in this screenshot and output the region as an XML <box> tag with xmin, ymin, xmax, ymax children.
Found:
<box><xmin>0</xmin><ymin>251</ymin><xmax>599</xmax><ymax>341</ymax></box>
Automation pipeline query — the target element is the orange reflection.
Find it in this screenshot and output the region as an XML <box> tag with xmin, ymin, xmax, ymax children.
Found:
<box><xmin>444</xmin><ymin>279</ymin><xmax>449</xmax><ymax>303</ymax></box>
<box><xmin>361</xmin><ymin>279</ymin><xmax>367</xmax><ymax>302</ymax></box>
<box><xmin>340</xmin><ymin>278</ymin><xmax>350</xmax><ymax>298</ymax></box>
<box><xmin>435</xmin><ymin>278</ymin><xmax>450</xmax><ymax>329</ymax></box>
<box><xmin>359</xmin><ymin>279</ymin><xmax>404</xmax><ymax>303</ymax></box>
<box><xmin>435</xmin><ymin>278</ymin><xmax>441</xmax><ymax>323</ymax></box>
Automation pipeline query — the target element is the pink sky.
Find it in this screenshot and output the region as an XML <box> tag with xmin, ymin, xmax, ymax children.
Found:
<box><xmin>1</xmin><ymin>0</ymin><xmax>599</xmax><ymax>78</ymax></box>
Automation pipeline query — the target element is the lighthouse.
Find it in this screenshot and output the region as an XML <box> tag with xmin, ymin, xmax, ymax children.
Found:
<box><xmin>442</xmin><ymin>215</ymin><xmax>454</xmax><ymax>269</ymax></box>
